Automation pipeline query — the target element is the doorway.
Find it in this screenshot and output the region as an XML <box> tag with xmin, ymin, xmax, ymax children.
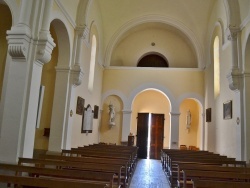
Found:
<box><xmin>136</xmin><ymin>113</ymin><xmax>164</xmax><ymax>159</ymax></box>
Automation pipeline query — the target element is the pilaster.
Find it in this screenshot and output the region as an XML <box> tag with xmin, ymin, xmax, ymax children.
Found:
<box><xmin>169</xmin><ymin>111</ymin><xmax>180</xmax><ymax>149</ymax></box>
<box><xmin>226</xmin><ymin>25</ymin><xmax>241</xmax><ymax>91</ymax></box>
<box><xmin>121</xmin><ymin>109</ymin><xmax>132</xmax><ymax>142</ymax></box>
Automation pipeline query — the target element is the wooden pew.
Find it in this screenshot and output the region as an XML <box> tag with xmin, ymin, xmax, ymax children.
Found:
<box><xmin>38</xmin><ymin>154</ymin><xmax>131</xmax><ymax>185</ymax></box>
<box><xmin>177</xmin><ymin>163</ymin><xmax>250</xmax><ymax>187</ymax></box>
<box><xmin>161</xmin><ymin>149</ymin><xmax>211</xmax><ymax>171</ymax></box>
<box><xmin>182</xmin><ymin>170</ymin><xmax>250</xmax><ymax>188</ymax></box>
<box><xmin>18</xmin><ymin>157</ymin><xmax>123</xmax><ymax>187</ymax></box>
<box><xmin>192</xmin><ymin>179</ymin><xmax>250</xmax><ymax>188</ymax></box>
<box><xmin>0</xmin><ymin>163</ymin><xmax>116</xmax><ymax>187</ymax></box>
<box><xmin>0</xmin><ymin>174</ymin><xmax>109</xmax><ymax>188</ymax></box>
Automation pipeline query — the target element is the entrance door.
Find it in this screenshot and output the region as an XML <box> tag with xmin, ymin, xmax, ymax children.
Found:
<box><xmin>150</xmin><ymin>113</ymin><xmax>164</xmax><ymax>159</ymax></box>
<box><xmin>136</xmin><ymin>113</ymin><xmax>164</xmax><ymax>159</ymax></box>
<box><xmin>136</xmin><ymin>113</ymin><xmax>149</xmax><ymax>159</ymax></box>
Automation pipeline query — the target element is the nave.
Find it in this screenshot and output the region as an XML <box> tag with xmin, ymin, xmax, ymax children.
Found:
<box><xmin>129</xmin><ymin>159</ymin><xmax>169</xmax><ymax>188</ymax></box>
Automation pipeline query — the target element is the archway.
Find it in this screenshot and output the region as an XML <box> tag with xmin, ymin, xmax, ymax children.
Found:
<box><xmin>179</xmin><ymin>98</ymin><xmax>201</xmax><ymax>150</ymax></box>
<box><xmin>131</xmin><ymin>89</ymin><xmax>170</xmax><ymax>159</ymax></box>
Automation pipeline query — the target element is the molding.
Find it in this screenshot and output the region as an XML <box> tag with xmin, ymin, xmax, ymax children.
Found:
<box><xmin>54</xmin><ymin>0</ymin><xmax>76</xmax><ymax>28</ymax></box>
<box><xmin>105</xmin><ymin>66</ymin><xmax>204</xmax><ymax>71</ymax></box>
<box><xmin>122</xmin><ymin>110</ymin><xmax>132</xmax><ymax>114</ymax></box>
<box><xmin>169</xmin><ymin>112</ymin><xmax>181</xmax><ymax>116</ymax></box>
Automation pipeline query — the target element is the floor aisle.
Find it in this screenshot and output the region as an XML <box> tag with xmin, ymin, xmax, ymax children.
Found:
<box><xmin>129</xmin><ymin>159</ymin><xmax>170</xmax><ymax>188</ymax></box>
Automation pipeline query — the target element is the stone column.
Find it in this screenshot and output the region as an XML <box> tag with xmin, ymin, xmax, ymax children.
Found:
<box><xmin>169</xmin><ymin>111</ymin><xmax>180</xmax><ymax>149</ymax></box>
<box><xmin>226</xmin><ymin>25</ymin><xmax>241</xmax><ymax>91</ymax></box>
<box><xmin>0</xmin><ymin>0</ymin><xmax>55</xmax><ymax>163</ymax></box>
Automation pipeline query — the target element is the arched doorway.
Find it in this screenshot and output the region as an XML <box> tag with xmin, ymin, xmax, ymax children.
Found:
<box><xmin>131</xmin><ymin>89</ymin><xmax>170</xmax><ymax>159</ymax></box>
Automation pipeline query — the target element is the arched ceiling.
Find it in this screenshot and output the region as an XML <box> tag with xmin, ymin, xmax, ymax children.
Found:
<box><xmin>95</xmin><ymin>0</ymin><xmax>216</xmax><ymax>68</ymax></box>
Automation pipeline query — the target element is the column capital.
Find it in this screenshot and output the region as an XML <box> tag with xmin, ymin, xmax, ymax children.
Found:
<box><xmin>122</xmin><ymin>110</ymin><xmax>132</xmax><ymax>114</ymax></box>
<box><xmin>71</xmin><ymin>65</ymin><xmax>84</xmax><ymax>87</ymax></box>
<box><xmin>227</xmin><ymin>68</ymin><xmax>242</xmax><ymax>91</ymax></box>
<box><xmin>169</xmin><ymin>111</ymin><xmax>180</xmax><ymax>116</ymax></box>
<box><xmin>226</xmin><ymin>25</ymin><xmax>240</xmax><ymax>41</ymax></box>
<box><xmin>76</xmin><ymin>25</ymin><xmax>89</xmax><ymax>43</ymax></box>
<box><xmin>36</xmin><ymin>32</ymin><xmax>56</xmax><ymax>65</ymax></box>
<box><xmin>7</xmin><ymin>26</ymin><xmax>31</xmax><ymax>60</ymax></box>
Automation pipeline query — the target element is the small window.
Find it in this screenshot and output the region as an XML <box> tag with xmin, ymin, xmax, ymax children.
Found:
<box><xmin>88</xmin><ymin>35</ymin><xmax>97</xmax><ymax>91</ymax></box>
<box><xmin>214</xmin><ymin>36</ymin><xmax>220</xmax><ymax>98</ymax></box>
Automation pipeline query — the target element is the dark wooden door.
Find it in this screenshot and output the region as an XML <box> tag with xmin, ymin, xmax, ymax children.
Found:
<box><xmin>136</xmin><ymin>113</ymin><xmax>149</xmax><ymax>159</ymax></box>
<box><xmin>150</xmin><ymin>113</ymin><xmax>164</xmax><ymax>159</ymax></box>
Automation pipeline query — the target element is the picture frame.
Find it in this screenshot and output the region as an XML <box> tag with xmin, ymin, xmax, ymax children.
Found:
<box><xmin>223</xmin><ymin>100</ymin><xmax>232</xmax><ymax>120</ymax></box>
<box><xmin>206</xmin><ymin>108</ymin><xmax>211</xmax><ymax>122</ymax></box>
<box><xmin>76</xmin><ymin>96</ymin><xmax>85</xmax><ymax>115</ymax></box>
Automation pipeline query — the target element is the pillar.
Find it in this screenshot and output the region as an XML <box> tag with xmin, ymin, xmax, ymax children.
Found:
<box><xmin>169</xmin><ymin>111</ymin><xmax>180</xmax><ymax>149</ymax></box>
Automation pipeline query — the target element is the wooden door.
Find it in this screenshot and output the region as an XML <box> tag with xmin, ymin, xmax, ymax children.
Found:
<box><xmin>136</xmin><ymin>113</ymin><xmax>149</xmax><ymax>159</ymax></box>
<box><xmin>150</xmin><ymin>113</ymin><xmax>164</xmax><ymax>159</ymax></box>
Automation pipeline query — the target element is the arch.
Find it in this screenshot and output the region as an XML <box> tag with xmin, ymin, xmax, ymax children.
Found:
<box><xmin>104</xmin><ymin>15</ymin><xmax>204</xmax><ymax>68</ymax></box>
<box><xmin>76</xmin><ymin>0</ymin><xmax>92</xmax><ymax>27</ymax></box>
<box><xmin>223</xmin><ymin>0</ymin><xmax>241</xmax><ymax>27</ymax></box>
<box><xmin>50</xmin><ymin>19</ymin><xmax>71</xmax><ymax>67</ymax></box>
<box><xmin>101</xmin><ymin>90</ymin><xmax>128</xmax><ymax>110</ymax></box>
<box><xmin>0</xmin><ymin>0</ymin><xmax>19</xmax><ymax>25</ymax></box>
<box><xmin>242</xmin><ymin>22</ymin><xmax>250</xmax><ymax>72</ymax></box>
<box><xmin>177</xmin><ymin>92</ymin><xmax>205</xmax><ymax>150</ymax></box>
<box><xmin>127</xmin><ymin>83</ymin><xmax>176</xmax><ymax>112</ymax></box>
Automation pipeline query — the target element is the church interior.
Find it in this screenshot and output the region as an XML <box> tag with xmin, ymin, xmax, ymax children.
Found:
<box><xmin>1</xmin><ymin>0</ymin><xmax>250</xmax><ymax>187</ymax></box>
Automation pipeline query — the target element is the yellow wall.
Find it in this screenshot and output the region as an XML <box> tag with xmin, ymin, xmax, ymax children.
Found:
<box><xmin>179</xmin><ymin>99</ymin><xmax>200</xmax><ymax>149</ymax></box>
<box><xmin>103</xmin><ymin>68</ymin><xmax>204</xmax><ymax>98</ymax></box>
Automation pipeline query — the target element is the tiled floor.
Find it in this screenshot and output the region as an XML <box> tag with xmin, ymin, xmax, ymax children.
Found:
<box><xmin>129</xmin><ymin>159</ymin><xmax>170</xmax><ymax>188</ymax></box>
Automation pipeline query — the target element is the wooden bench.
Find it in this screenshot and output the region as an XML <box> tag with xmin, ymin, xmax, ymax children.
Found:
<box><xmin>18</xmin><ymin>157</ymin><xmax>123</xmax><ymax>187</ymax></box>
<box><xmin>177</xmin><ymin>163</ymin><xmax>250</xmax><ymax>187</ymax></box>
<box><xmin>38</xmin><ymin>154</ymin><xmax>132</xmax><ymax>185</ymax></box>
<box><xmin>182</xmin><ymin>169</ymin><xmax>250</xmax><ymax>188</ymax></box>
<box><xmin>0</xmin><ymin>174</ymin><xmax>109</xmax><ymax>188</ymax></box>
<box><xmin>192</xmin><ymin>179</ymin><xmax>250</xmax><ymax>188</ymax></box>
<box><xmin>0</xmin><ymin>164</ymin><xmax>116</xmax><ymax>187</ymax></box>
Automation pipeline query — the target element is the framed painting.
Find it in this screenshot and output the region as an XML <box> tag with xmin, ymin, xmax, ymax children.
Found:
<box><xmin>76</xmin><ymin>96</ymin><xmax>84</xmax><ymax>115</ymax></box>
<box><xmin>206</xmin><ymin>108</ymin><xmax>211</xmax><ymax>122</ymax></box>
<box><xmin>223</xmin><ymin>100</ymin><xmax>232</xmax><ymax>120</ymax></box>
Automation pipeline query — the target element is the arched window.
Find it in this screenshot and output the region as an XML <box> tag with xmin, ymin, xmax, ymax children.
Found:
<box><xmin>137</xmin><ymin>54</ymin><xmax>168</xmax><ymax>67</ymax></box>
<box><xmin>88</xmin><ymin>35</ymin><xmax>97</xmax><ymax>91</ymax></box>
<box><xmin>214</xmin><ymin>36</ymin><xmax>220</xmax><ymax>98</ymax></box>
